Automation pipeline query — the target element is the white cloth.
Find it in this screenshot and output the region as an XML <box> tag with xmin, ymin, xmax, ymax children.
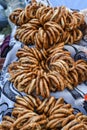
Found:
<box><xmin>50</xmin><ymin>0</ymin><xmax>87</xmax><ymax>10</ymax></box>
<box><xmin>0</xmin><ymin>39</ymin><xmax>87</xmax><ymax>122</ymax></box>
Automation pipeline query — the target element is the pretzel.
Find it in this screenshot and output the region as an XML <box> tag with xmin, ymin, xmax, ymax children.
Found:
<box><xmin>8</xmin><ymin>45</ymin><xmax>87</xmax><ymax>97</ymax></box>
<box><xmin>1</xmin><ymin>96</ymin><xmax>87</xmax><ymax>130</ymax></box>
<box><xmin>9</xmin><ymin>1</ymin><xmax>84</xmax><ymax>49</ymax></box>
<box><xmin>74</xmin><ymin>60</ymin><xmax>87</xmax><ymax>83</ymax></box>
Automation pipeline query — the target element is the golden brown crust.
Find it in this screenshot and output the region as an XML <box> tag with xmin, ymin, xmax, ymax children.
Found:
<box><xmin>9</xmin><ymin>1</ymin><xmax>84</xmax><ymax>49</ymax></box>
<box><xmin>0</xmin><ymin>96</ymin><xmax>87</xmax><ymax>130</ymax></box>
<box><xmin>8</xmin><ymin>45</ymin><xmax>87</xmax><ymax>98</ymax></box>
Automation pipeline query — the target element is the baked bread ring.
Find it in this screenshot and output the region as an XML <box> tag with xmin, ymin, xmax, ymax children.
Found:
<box><xmin>1</xmin><ymin>95</ymin><xmax>87</xmax><ymax>130</ymax></box>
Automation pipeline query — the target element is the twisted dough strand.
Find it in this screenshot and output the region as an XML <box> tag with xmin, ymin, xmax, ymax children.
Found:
<box><xmin>0</xmin><ymin>96</ymin><xmax>87</xmax><ymax>130</ymax></box>
<box><xmin>9</xmin><ymin>1</ymin><xmax>84</xmax><ymax>49</ymax></box>
<box><xmin>8</xmin><ymin>45</ymin><xmax>87</xmax><ymax>97</ymax></box>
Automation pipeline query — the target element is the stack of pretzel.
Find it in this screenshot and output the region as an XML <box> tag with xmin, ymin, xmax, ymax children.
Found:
<box><xmin>9</xmin><ymin>0</ymin><xmax>85</xmax><ymax>49</ymax></box>
<box><xmin>1</xmin><ymin>1</ymin><xmax>87</xmax><ymax>129</ymax></box>
<box><xmin>8</xmin><ymin>44</ymin><xmax>87</xmax><ymax>97</ymax></box>
<box><xmin>0</xmin><ymin>95</ymin><xmax>87</xmax><ymax>130</ymax></box>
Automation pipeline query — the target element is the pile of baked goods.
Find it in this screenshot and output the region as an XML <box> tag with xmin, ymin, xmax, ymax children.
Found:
<box><xmin>9</xmin><ymin>0</ymin><xmax>84</xmax><ymax>49</ymax></box>
<box><xmin>1</xmin><ymin>0</ymin><xmax>87</xmax><ymax>129</ymax></box>
<box><xmin>8</xmin><ymin>44</ymin><xmax>87</xmax><ymax>97</ymax></box>
<box><xmin>0</xmin><ymin>95</ymin><xmax>87</xmax><ymax>130</ymax></box>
